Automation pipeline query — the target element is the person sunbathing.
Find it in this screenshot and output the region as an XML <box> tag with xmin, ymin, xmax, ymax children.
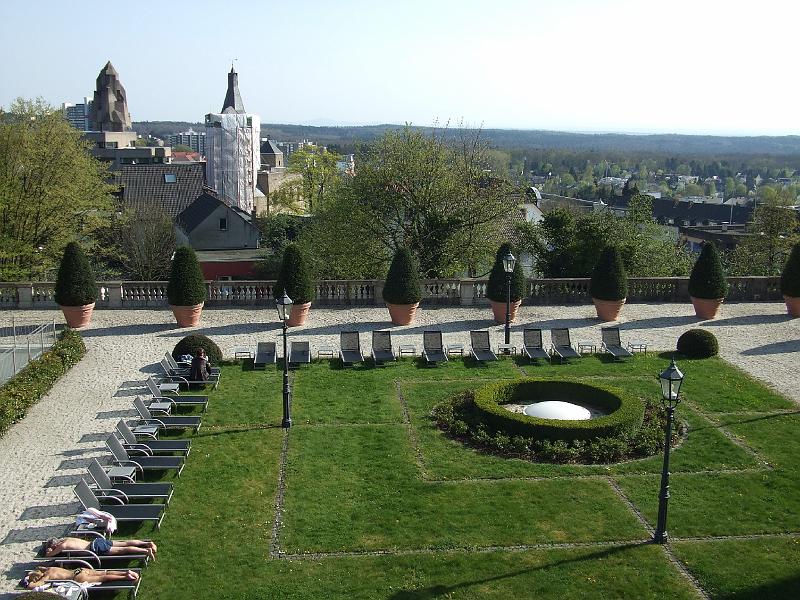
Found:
<box><xmin>24</xmin><ymin>566</ymin><xmax>139</xmax><ymax>588</ymax></box>
<box><xmin>43</xmin><ymin>537</ymin><xmax>157</xmax><ymax>561</ymax></box>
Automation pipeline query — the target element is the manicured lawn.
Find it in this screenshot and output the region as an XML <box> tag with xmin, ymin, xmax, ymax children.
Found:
<box><xmin>134</xmin><ymin>355</ymin><xmax>799</xmax><ymax>599</ymax></box>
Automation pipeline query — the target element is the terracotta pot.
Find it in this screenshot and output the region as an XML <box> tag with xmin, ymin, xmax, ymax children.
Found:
<box><xmin>287</xmin><ymin>302</ymin><xmax>312</xmax><ymax>327</ymax></box>
<box><xmin>784</xmin><ymin>295</ymin><xmax>800</xmax><ymax>318</ymax></box>
<box><xmin>489</xmin><ymin>299</ymin><xmax>522</xmax><ymax>324</ymax></box>
<box><xmin>592</xmin><ymin>298</ymin><xmax>626</xmax><ymax>322</ymax></box>
<box><xmin>690</xmin><ymin>296</ymin><xmax>723</xmax><ymax>320</ymax></box>
<box><xmin>386</xmin><ymin>302</ymin><xmax>419</xmax><ymax>326</ymax></box>
<box><xmin>60</xmin><ymin>303</ymin><xmax>95</xmax><ymax>329</ymax></box>
<box><xmin>171</xmin><ymin>302</ymin><xmax>204</xmax><ymax>327</ymax></box>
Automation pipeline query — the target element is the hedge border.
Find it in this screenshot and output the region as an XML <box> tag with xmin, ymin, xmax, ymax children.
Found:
<box><xmin>472</xmin><ymin>378</ymin><xmax>645</xmax><ymax>441</ymax></box>
<box><xmin>0</xmin><ymin>329</ymin><xmax>86</xmax><ymax>437</ymax></box>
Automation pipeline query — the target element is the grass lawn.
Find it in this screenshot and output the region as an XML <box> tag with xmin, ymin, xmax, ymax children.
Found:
<box><xmin>133</xmin><ymin>354</ymin><xmax>799</xmax><ymax>599</ymax></box>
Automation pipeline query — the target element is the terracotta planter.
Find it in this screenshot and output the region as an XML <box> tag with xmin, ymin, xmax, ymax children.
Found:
<box><xmin>690</xmin><ymin>296</ymin><xmax>723</xmax><ymax>320</ymax></box>
<box><xmin>489</xmin><ymin>299</ymin><xmax>522</xmax><ymax>324</ymax></box>
<box><xmin>784</xmin><ymin>295</ymin><xmax>800</xmax><ymax>318</ymax></box>
<box><xmin>171</xmin><ymin>302</ymin><xmax>204</xmax><ymax>327</ymax></box>
<box><xmin>386</xmin><ymin>302</ymin><xmax>419</xmax><ymax>326</ymax></box>
<box><xmin>60</xmin><ymin>303</ymin><xmax>95</xmax><ymax>329</ymax></box>
<box><xmin>592</xmin><ymin>298</ymin><xmax>626</xmax><ymax>322</ymax></box>
<box><xmin>287</xmin><ymin>302</ymin><xmax>312</xmax><ymax>327</ymax></box>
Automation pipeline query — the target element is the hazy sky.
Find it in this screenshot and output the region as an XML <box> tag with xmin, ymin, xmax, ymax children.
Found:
<box><xmin>1</xmin><ymin>0</ymin><xmax>797</xmax><ymax>135</ymax></box>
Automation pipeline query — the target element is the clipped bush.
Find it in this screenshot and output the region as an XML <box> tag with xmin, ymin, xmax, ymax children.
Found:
<box><xmin>172</xmin><ymin>334</ymin><xmax>223</xmax><ymax>364</ymax></box>
<box><xmin>382</xmin><ymin>248</ymin><xmax>422</xmax><ymax>304</ymax></box>
<box><xmin>486</xmin><ymin>242</ymin><xmax>525</xmax><ymax>302</ymax></box>
<box><xmin>688</xmin><ymin>242</ymin><xmax>727</xmax><ymax>299</ymax></box>
<box><xmin>167</xmin><ymin>246</ymin><xmax>206</xmax><ymax>306</ymax></box>
<box><xmin>274</xmin><ymin>243</ymin><xmax>314</xmax><ymax>303</ymax></box>
<box><xmin>677</xmin><ymin>328</ymin><xmax>719</xmax><ymax>358</ymax></box>
<box><xmin>0</xmin><ymin>329</ymin><xmax>86</xmax><ymax>437</ymax></box>
<box><xmin>780</xmin><ymin>243</ymin><xmax>800</xmax><ymax>297</ymax></box>
<box><xmin>589</xmin><ymin>246</ymin><xmax>628</xmax><ymax>301</ymax></box>
<box><xmin>54</xmin><ymin>241</ymin><xmax>96</xmax><ymax>306</ymax></box>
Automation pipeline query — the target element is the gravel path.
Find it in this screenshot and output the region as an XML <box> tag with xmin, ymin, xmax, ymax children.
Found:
<box><xmin>0</xmin><ymin>303</ymin><xmax>797</xmax><ymax>594</ymax></box>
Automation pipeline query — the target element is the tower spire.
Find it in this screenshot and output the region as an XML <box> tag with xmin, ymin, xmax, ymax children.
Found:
<box><xmin>221</xmin><ymin>67</ymin><xmax>245</xmax><ymax>114</ymax></box>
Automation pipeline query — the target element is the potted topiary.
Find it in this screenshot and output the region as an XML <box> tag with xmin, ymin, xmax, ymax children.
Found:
<box><xmin>54</xmin><ymin>241</ymin><xmax>97</xmax><ymax>329</ymax></box>
<box><xmin>688</xmin><ymin>242</ymin><xmax>728</xmax><ymax>320</ymax></box>
<box><xmin>382</xmin><ymin>248</ymin><xmax>422</xmax><ymax>325</ymax></box>
<box><xmin>780</xmin><ymin>243</ymin><xmax>800</xmax><ymax>317</ymax></box>
<box><xmin>167</xmin><ymin>246</ymin><xmax>206</xmax><ymax>327</ymax></box>
<box><xmin>486</xmin><ymin>242</ymin><xmax>525</xmax><ymax>324</ymax></box>
<box><xmin>589</xmin><ymin>246</ymin><xmax>628</xmax><ymax>321</ymax></box>
<box><xmin>274</xmin><ymin>243</ymin><xmax>314</xmax><ymax>326</ymax></box>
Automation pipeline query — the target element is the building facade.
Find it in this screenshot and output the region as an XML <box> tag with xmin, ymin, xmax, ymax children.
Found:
<box><xmin>62</xmin><ymin>97</ymin><xmax>92</xmax><ymax>131</ymax></box>
<box><xmin>168</xmin><ymin>129</ymin><xmax>206</xmax><ymax>154</ymax></box>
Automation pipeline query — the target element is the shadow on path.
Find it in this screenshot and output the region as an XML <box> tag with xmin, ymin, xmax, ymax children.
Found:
<box><xmin>703</xmin><ymin>313</ymin><xmax>792</xmax><ymax>327</ymax></box>
<box><xmin>19</xmin><ymin>502</ymin><xmax>79</xmax><ymax>521</ymax></box>
<box><xmin>81</xmin><ymin>322</ymin><xmax>174</xmax><ymax>338</ymax></box>
<box><xmin>741</xmin><ymin>340</ymin><xmax>800</xmax><ymax>355</ymax></box>
<box><xmin>1</xmin><ymin>524</ymin><xmax>70</xmax><ymax>545</ymax></box>
<box><xmin>621</xmin><ymin>315</ymin><xmax>699</xmax><ymax>330</ymax></box>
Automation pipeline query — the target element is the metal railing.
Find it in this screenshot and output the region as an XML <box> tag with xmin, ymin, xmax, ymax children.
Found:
<box><xmin>0</xmin><ymin>318</ymin><xmax>58</xmax><ymax>385</ymax></box>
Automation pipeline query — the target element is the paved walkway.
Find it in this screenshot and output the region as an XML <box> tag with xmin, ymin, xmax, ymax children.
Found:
<box><xmin>0</xmin><ymin>303</ymin><xmax>797</xmax><ymax>595</ymax></box>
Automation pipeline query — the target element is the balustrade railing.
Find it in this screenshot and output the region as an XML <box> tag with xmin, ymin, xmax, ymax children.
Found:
<box><xmin>0</xmin><ymin>276</ymin><xmax>783</xmax><ymax>309</ymax></box>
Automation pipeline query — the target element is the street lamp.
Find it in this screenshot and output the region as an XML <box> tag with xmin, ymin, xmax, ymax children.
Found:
<box><xmin>502</xmin><ymin>252</ymin><xmax>516</xmax><ymax>345</ymax></box>
<box><xmin>653</xmin><ymin>357</ymin><xmax>685</xmax><ymax>543</ymax></box>
<box><xmin>276</xmin><ymin>290</ymin><xmax>293</xmax><ymax>428</ymax></box>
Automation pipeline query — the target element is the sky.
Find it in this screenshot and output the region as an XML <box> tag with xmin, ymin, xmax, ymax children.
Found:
<box><xmin>1</xmin><ymin>0</ymin><xmax>798</xmax><ymax>136</ymax></box>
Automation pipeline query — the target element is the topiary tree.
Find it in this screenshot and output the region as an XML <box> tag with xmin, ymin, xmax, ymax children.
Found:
<box><xmin>486</xmin><ymin>242</ymin><xmax>525</xmax><ymax>302</ymax></box>
<box><xmin>688</xmin><ymin>242</ymin><xmax>728</xmax><ymax>299</ymax></box>
<box><xmin>274</xmin><ymin>243</ymin><xmax>314</xmax><ymax>303</ymax></box>
<box><xmin>677</xmin><ymin>329</ymin><xmax>719</xmax><ymax>358</ymax></box>
<box><xmin>589</xmin><ymin>246</ymin><xmax>628</xmax><ymax>301</ymax></box>
<box><xmin>167</xmin><ymin>246</ymin><xmax>206</xmax><ymax>306</ymax></box>
<box><xmin>382</xmin><ymin>248</ymin><xmax>422</xmax><ymax>304</ymax></box>
<box><xmin>780</xmin><ymin>242</ymin><xmax>800</xmax><ymax>297</ymax></box>
<box><xmin>54</xmin><ymin>241</ymin><xmax>96</xmax><ymax>306</ymax></box>
<box><xmin>172</xmin><ymin>334</ymin><xmax>223</xmax><ymax>364</ymax></box>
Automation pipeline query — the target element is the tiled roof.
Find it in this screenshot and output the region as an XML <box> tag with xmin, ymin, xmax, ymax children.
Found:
<box><xmin>176</xmin><ymin>191</ymin><xmax>223</xmax><ymax>234</ymax></box>
<box><xmin>260</xmin><ymin>139</ymin><xmax>283</xmax><ymax>155</ymax></box>
<box><xmin>115</xmin><ymin>163</ymin><xmax>205</xmax><ymax>218</ymax></box>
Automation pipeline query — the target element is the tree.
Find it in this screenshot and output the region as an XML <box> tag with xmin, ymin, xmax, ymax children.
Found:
<box><xmin>287</xmin><ymin>144</ymin><xmax>341</xmax><ymax>212</ymax></box>
<box><xmin>104</xmin><ymin>208</ymin><xmax>176</xmax><ymax>280</ymax></box>
<box><xmin>0</xmin><ymin>98</ymin><xmax>115</xmax><ymax>280</ymax></box>
<box><xmin>727</xmin><ymin>196</ymin><xmax>799</xmax><ymax>275</ymax></box>
<box><xmin>171</xmin><ymin>144</ymin><xmax>193</xmax><ymax>152</ymax></box>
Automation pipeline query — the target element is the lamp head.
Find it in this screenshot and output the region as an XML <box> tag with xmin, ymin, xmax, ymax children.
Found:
<box><xmin>503</xmin><ymin>252</ymin><xmax>516</xmax><ymax>274</ymax></box>
<box><xmin>658</xmin><ymin>357</ymin><xmax>684</xmax><ymax>407</ymax></box>
<box><xmin>275</xmin><ymin>290</ymin><xmax>293</xmax><ymax>321</ymax></box>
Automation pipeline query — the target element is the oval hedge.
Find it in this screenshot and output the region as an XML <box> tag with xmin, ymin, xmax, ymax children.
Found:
<box><xmin>472</xmin><ymin>379</ymin><xmax>644</xmax><ymax>442</ymax></box>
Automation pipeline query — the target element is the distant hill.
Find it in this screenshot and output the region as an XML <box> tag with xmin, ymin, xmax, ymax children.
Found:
<box><xmin>133</xmin><ymin>121</ymin><xmax>800</xmax><ymax>157</ymax></box>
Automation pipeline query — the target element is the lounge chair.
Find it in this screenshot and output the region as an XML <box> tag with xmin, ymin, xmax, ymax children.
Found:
<box><xmin>34</xmin><ymin>531</ymin><xmax>150</xmax><ymax>567</ymax></box>
<box><xmin>371</xmin><ymin>330</ymin><xmax>396</xmax><ymax>364</ymax></box>
<box><xmin>142</xmin><ymin>384</ymin><xmax>208</xmax><ymax>413</ymax></box>
<box><xmin>87</xmin><ymin>459</ymin><xmax>173</xmax><ymax>505</ymax></box>
<box><xmin>422</xmin><ymin>331</ymin><xmax>448</xmax><ymax>366</ymax></box>
<box><xmin>288</xmin><ymin>341</ymin><xmax>311</xmax><ymax>367</ymax></box>
<box><xmin>133</xmin><ymin>397</ymin><xmax>202</xmax><ymax>433</ymax></box>
<box><xmin>339</xmin><ymin>331</ymin><xmax>364</xmax><ymax>366</ymax></box>
<box><xmin>522</xmin><ymin>328</ymin><xmax>550</xmax><ymax>362</ymax></box>
<box><xmin>158</xmin><ymin>358</ymin><xmax>220</xmax><ymax>390</ymax></box>
<box><xmin>469</xmin><ymin>330</ymin><xmax>498</xmax><ymax>363</ymax></box>
<box><xmin>116</xmin><ymin>420</ymin><xmax>191</xmax><ymax>456</ymax></box>
<box><xmin>253</xmin><ymin>341</ymin><xmax>277</xmax><ymax>369</ymax></box>
<box><xmin>164</xmin><ymin>352</ymin><xmax>220</xmax><ymax>376</ymax></box>
<box><xmin>146</xmin><ymin>377</ymin><xmax>208</xmax><ymax>407</ymax></box>
<box><xmin>20</xmin><ymin>566</ymin><xmax>143</xmax><ymax>596</ymax></box>
<box><xmin>74</xmin><ymin>479</ymin><xmax>165</xmax><ymax>530</ymax></box>
<box><xmin>550</xmin><ymin>328</ymin><xmax>581</xmax><ymax>364</ymax></box>
<box><xmin>601</xmin><ymin>326</ymin><xmax>633</xmax><ymax>360</ymax></box>
<box><xmin>106</xmin><ymin>435</ymin><xmax>185</xmax><ymax>477</ymax></box>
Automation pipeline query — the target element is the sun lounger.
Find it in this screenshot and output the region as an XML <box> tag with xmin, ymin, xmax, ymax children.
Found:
<box><xmin>288</xmin><ymin>341</ymin><xmax>311</xmax><ymax>367</ymax></box>
<box><xmin>522</xmin><ymin>328</ymin><xmax>550</xmax><ymax>362</ymax></box>
<box><xmin>106</xmin><ymin>435</ymin><xmax>186</xmax><ymax>477</ymax></box>
<box><xmin>339</xmin><ymin>331</ymin><xmax>364</xmax><ymax>366</ymax></box>
<box><xmin>116</xmin><ymin>421</ymin><xmax>191</xmax><ymax>456</ymax></box>
<box><xmin>134</xmin><ymin>397</ymin><xmax>202</xmax><ymax>433</ymax></box>
<box><xmin>371</xmin><ymin>330</ymin><xmax>396</xmax><ymax>364</ymax></box>
<box><xmin>20</xmin><ymin>567</ymin><xmax>143</xmax><ymax>596</ymax></box>
<box><xmin>158</xmin><ymin>358</ymin><xmax>220</xmax><ymax>390</ymax></box>
<box><xmin>422</xmin><ymin>331</ymin><xmax>448</xmax><ymax>366</ymax></box>
<box><xmin>550</xmin><ymin>328</ymin><xmax>581</xmax><ymax>364</ymax></box>
<box><xmin>74</xmin><ymin>479</ymin><xmax>166</xmax><ymax>530</ymax></box>
<box><xmin>253</xmin><ymin>341</ymin><xmax>277</xmax><ymax>369</ymax></box>
<box><xmin>34</xmin><ymin>533</ymin><xmax>150</xmax><ymax>567</ymax></box>
<box><xmin>87</xmin><ymin>459</ymin><xmax>173</xmax><ymax>505</ymax></box>
<box><xmin>146</xmin><ymin>378</ymin><xmax>208</xmax><ymax>409</ymax></box>
<box><xmin>164</xmin><ymin>352</ymin><xmax>220</xmax><ymax>376</ymax></box>
<box><xmin>600</xmin><ymin>326</ymin><xmax>634</xmax><ymax>360</ymax></box>
<box><xmin>470</xmin><ymin>330</ymin><xmax>498</xmax><ymax>363</ymax></box>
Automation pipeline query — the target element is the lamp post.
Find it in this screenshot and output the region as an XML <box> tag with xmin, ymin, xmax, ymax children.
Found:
<box><xmin>502</xmin><ymin>252</ymin><xmax>516</xmax><ymax>345</ymax></box>
<box><xmin>276</xmin><ymin>291</ymin><xmax>293</xmax><ymax>428</ymax></box>
<box><xmin>653</xmin><ymin>357</ymin><xmax>684</xmax><ymax>543</ymax></box>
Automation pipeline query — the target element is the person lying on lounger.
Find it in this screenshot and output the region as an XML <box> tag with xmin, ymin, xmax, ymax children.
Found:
<box><xmin>24</xmin><ymin>566</ymin><xmax>139</xmax><ymax>588</ymax></box>
<box><xmin>43</xmin><ymin>537</ymin><xmax>157</xmax><ymax>560</ymax></box>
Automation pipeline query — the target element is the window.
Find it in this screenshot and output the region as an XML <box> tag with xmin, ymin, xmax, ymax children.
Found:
<box><xmin>219</xmin><ymin>218</ymin><xmax>228</xmax><ymax>231</ymax></box>
<box><xmin>164</xmin><ymin>173</ymin><xmax>177</xmax><ymax>183</ymax></box>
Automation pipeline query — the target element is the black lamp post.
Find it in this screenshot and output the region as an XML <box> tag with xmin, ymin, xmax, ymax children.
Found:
<box><xmin>502</xmin><ymin>252</ymin><xmax>516</xmax><ymax>345</ymax></box>
<box><xmin>276</xmin><ymin>291</ymin><xmax>293</xmax><ymax>428</ymax></box>
<box><xmin>653</xmin><ymin>357</ymin><xmax>684</xmax><ymax>543</ymax></box>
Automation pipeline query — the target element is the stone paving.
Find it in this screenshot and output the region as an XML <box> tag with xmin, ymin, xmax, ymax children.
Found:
<box><xmin>0</xmin><ymin>303</ymin><xmax>797</xmax><ymax>595</ymax></box>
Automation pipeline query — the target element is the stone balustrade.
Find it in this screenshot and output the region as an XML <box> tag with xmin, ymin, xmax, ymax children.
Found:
<box><xmin>0</xmin><ymin>276</ymin><xmax>783</xmax><ymax>309</ymax></box>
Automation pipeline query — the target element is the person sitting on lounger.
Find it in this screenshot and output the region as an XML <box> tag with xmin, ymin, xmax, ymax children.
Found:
<box><xmin>190</xmin><ymin>348</ymin><xmax>211</xmax><ymax>382</ymax></box>
<box><xmin>43</xmin><ymin>537</ymin><xmax>157</xmax><ymax>561</ymax></box>
<box><xmin>24</xmin><ymin>566</ymin><xmax>139</xmax><ymax>588</ymax></box>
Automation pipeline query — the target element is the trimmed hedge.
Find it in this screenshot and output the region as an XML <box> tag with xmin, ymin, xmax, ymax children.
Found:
<box><xmin>589</xmin><ymin>246</ymin><xmax>628</xmax><ymax>301</ymax></box>
<box><xmin>677</xmin><ymin>328</ymin><xmax>719</xmax><ymax>358</ymax></box>
<box><xmin>0</xmin><ymin>329</ymin><xmax>86</xmax><ymax>437</ymax></box>
<box><xmin>274</xmin><ymin>243</ymin><xmax>314</xmax><ymax>304</ymax></box>
<box><xmin>486</xmin><ymin>242</ymin><xmax>525</xmax><ymax>303</ymax></box>
<box><xmin>54</xmin><ymin>241</ymin><xmax>97</xmax><ymax>306</ymax></box>
<box><xmin>382</xmin><ymin>248</ymin><xmax>422</xmax><ymax>304</ymax></box>
<box><xmin>780</xmin><ymin>243</ymin><xmax>800</xmax><ymax>297</ymax></box>
<box><xmin>688</xmin><ymin>242</ymin><xmax>727</xmax><ymax>299</ymax></box>
<box><xmin>167</xmin><ymin>246</ymin><xmax>206</xmax><ymax>306</ymax></box>
<box><xmin>472</xmin><ymin>379</ymin><xmax>644</xmax><ymax>442</ymax></box>
<box><xmin>172</xmin><ymin>334</ymin><xmax>222</xmax><ymax>364</ymax></box>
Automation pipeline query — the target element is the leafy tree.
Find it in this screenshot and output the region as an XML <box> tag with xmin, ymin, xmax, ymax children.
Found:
<box><xmin>54</xmin><ymin>241</ymin><xmax>96</xmax><ymax>306</ymax></box>
<box><xmin>253</xmin><ymin>214</ymin><xmax>310</xmax><ymax>279</ymax></box>
<box><xmin>265</xmin><ymin>177</ymin><xmax>306</xmax><ymax>216</ymax></box>
<box><xmin>0</xmin><ymin>99</ymin><xmax>115</xmax><ymax>280</ymax></box>
<box><xmin>167</xmin><ymin>246</ymin><xmax>206</xmax><ymax>306</ymax></box>
<box><xmin>486</xmin><ymin>242</ymin><xmax>525</xmax><ymax>302</ymax></box>
<box><xmin>287</xmin><ymin>144</ymin><xmax>341</xmax><ymax>212</ymax></box>
<box><xmin>727</xmin><ymin>196</ymin><xmax>799</xmax><ymax>275</ymax></box>
<box><xmin>382</xmin><ymin>248</ymin><xmax>421</xmax><ymax>304</ymax></box>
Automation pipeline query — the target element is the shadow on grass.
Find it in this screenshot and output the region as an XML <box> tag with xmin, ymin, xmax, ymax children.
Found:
<box><xmin>386</xmin><ymin>542</ymin><xmax>647</xmax><ymax>599</ymax></box>
<box><xmin>717</xmin><ymin>574</ymin><xmax>800</xmax><ymax>600</ymax></box>
<box><xmin>194</xmin><ymin>425</ymin><xmax>282</xmax><ymax>439</ymax></box>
